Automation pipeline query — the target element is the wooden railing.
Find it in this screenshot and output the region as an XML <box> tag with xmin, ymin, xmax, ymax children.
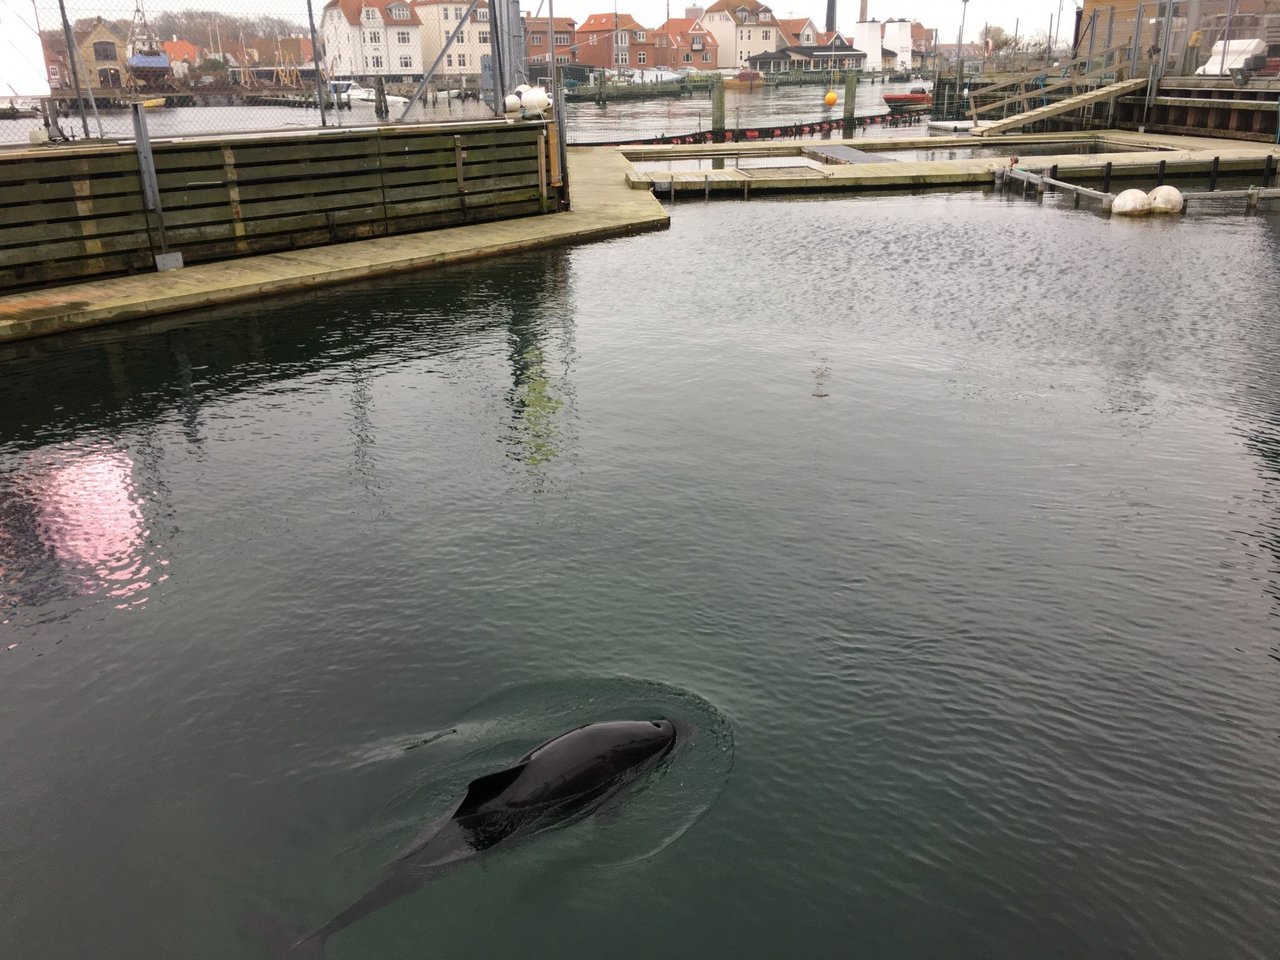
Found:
<box><xmin>968</xmin><ymin>44</ymin><xmax>1135</xmax><ymax>123</ymax></box>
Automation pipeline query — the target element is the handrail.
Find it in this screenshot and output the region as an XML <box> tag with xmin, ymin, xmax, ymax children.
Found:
<box><xmin>966</xmin><ymin>43</ymin><xmax>1134</xmax><ymax>123</ymax></box>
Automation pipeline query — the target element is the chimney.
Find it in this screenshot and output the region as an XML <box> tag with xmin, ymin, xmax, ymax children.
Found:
<box><xmin>825</xmin><ymin>0</ymin><xmax>836</xmax><ymax>34</ymax></box>
<box><xmin>860</xmin><ymin>0</ymin><xmax>868</xmax><ymax>21</ymax></box>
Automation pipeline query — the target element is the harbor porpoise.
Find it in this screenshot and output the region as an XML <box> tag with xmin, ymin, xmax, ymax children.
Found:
<box><xmin>265</xmin><ymin>719</ymin><xmax>677</xmax><ymax>957</ymax></box>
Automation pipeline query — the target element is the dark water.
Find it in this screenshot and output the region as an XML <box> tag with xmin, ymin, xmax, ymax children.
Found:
<box><xmin>2</xmin><ymin>193</ymin><xmax>1280</xmax><ymax>960</ymax></box>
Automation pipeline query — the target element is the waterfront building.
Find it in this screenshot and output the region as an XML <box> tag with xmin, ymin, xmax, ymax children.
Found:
<box><xmin>747</xmin><ymin>33</ymin><xmax>864</xmax><ymax>73</ymax></box>
<box><xmin>694</xmin><ymin>0</ymin><xmax>784</xmax><ymax>68</ymax></box>
<box><xmin>882</xmin><ymin>18</ymin><xmax>913</xmax><ymax>71</ymax></box>
<box><xmin>776</xmin><ymin>17</ymin><xmax>819</xmax><ymax>47</ymax></box>
<box><xmin>412</xmin><ymin>0</ymin><xmax>493</xmax><ymax>81</ymax></box>
<box><xmin>322</xmin><ymin>0</ymin><xmax>425</xmax><ymax>80</ymax></box>
<box><xmin>576</xmin><ymin>13</ymin><xmax>658</xmax><ymax>71</ymax></box>
<box><xmin>523</xmin><ymin>16</ymin><xmax>577</xmax><ymax>68</ymax></box>
<box><xmin>42</xmin><ymin>18</ymin><xmax>129</xmax><ymax>90</ymax></box>
<box><xmin>651</xmin><ymin>16</ymin><xmax>719</xmax><ymax>69</ymax></box>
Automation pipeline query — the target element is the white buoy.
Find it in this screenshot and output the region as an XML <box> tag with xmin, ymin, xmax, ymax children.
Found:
<box><xmin>515</xmin><ymin>83</ymin><xmax>531</xmax><ymax>95</ymax></box>
<box><xmin>1148</xmin><ymin>184</ymin><xmax>1184</xmax><ymax>214</ymax></box>
<box><xmin>520</xmin><ymin>86</ymin><xmax>551</xmax><ymax>115</ymax></box>
<box><xmin>1112</xmin><ymin>188</ymin><xmax>1153</xmax><ymax>217</ymax></box>
<box><xmin>503</xmin><ymin>94</ymin><xmax>522</xmax><ymax>113</ymax></box>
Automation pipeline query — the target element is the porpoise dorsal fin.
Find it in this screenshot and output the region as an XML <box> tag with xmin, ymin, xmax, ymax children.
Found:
<box><xmin>455</xmin><ymin>763</ymin><xmax>528</xmax><ymax>818</ymax></box>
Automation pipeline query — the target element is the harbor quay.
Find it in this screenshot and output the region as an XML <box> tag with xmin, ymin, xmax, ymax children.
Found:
<box><xmin>3</xmin><ymin>122</ymin><xmax>1280</xmax><ymax>345</ymax></box>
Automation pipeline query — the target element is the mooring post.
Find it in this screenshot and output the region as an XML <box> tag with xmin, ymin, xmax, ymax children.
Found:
<box><xmin>1048</xmin><ymin>164</ymin><xmax>1058</xmax><ymax>191</ymax></box>
<box><xmin>1264</xmin><ymin>154</ymin><xmax>1274</xmax><ymax>186</ymax></box>
<box><xmin>1210</xmin><ymin>156</ymin><xmax>1220</xmax><ymax>191</ymax></box>
<box><xmin>1157</xmin><ymin>159</ymin><xmax>1166</xmax><ymax>185</ymax></box>
<box><xmin>842</xmin><ymin>70</ymin><xmax>858</xmax><ymax>141</ymax></box>
<box><xmin>1248</xmin><ymin>186</ymin><xmax>1259</xmax><ymax>212</ymax></box>
<box><xmin>711</xmin><ymin>79</ymin><xmax>726</xmax><ymax>144</ymax></box>
<box><xmin>1103</xmin><ymin>161</ymin><xmax>1113</xmax><ymax>193</ymax></box>
<box><xmin>704</xmin><ymin>174</ymin><xmax>710</xmax><ymax>200</ymax></box>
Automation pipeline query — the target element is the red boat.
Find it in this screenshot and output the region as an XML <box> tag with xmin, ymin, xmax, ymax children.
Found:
<box><xmin>883</xmin><ymin>87</ymin><xmax>932</xmax><ymax>112</ymax></box>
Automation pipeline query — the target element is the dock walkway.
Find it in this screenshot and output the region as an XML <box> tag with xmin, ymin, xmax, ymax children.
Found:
<box><xmin>971</xmin><ymin>78</ymin><xmax>1149</xmax><ymax>137</ymax></box>
<box><xmin>0</xmin><ymin>148</ymin><xmax>667</xmax><ymax>343</ymax></box>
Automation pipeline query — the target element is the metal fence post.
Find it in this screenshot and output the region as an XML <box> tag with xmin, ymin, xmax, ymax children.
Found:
<box><xmin>131</xmin><ymin>102</ymin><xmax>182</xmax><ymax>271</ymax></box>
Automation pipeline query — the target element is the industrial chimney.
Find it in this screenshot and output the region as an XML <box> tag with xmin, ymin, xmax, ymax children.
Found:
<box><xmin>860</xmin><ymin>0</ymin><xmax>868</xmax><ymax>21</ymax></box>
<box><xmin>826</xmin><ymin>0</ymin><xmax>836</xmax><ymax>33</ymax></box>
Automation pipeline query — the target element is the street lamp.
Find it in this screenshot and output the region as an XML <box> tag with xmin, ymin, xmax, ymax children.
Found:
<box><xmin>955</xmin><ymin>0</ymin><xmax>969</xmax><ymax>119</ymax></box>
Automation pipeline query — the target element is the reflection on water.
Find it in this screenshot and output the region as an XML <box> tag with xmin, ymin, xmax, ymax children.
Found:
<box><xmin>0</xmin><ymin>443</ymin><xmax>167</xmax><ymax>622</ymax></box>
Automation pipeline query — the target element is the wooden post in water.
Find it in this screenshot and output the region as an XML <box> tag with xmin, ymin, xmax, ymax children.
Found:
<box><xmin>1265</xmin><ymin>155</ymin><xmax>1275</xmax><ymax>187</ymax></box>
<box><xmin>842</xmin><ymin>71</ymin><xmax>858</xmax><ymax>140</ymax></box>
<box><xmin>1103</xmin><ymin>161</ymin><xmax>1113</xmax><ymax>193</ymax></box>
<box><xmin>1209</xmin><ymin>156</ymin><xmax>1219</xmax><ymax>191</ymax></box>
<box><xmin>1157</xmin><ymin>159</ymin><xmax>1166</xmax><ymax>185</ymax></box>
<box><xmin>711</xmin><ymin>79</ymin><xmax>726</xmax><ymax>144</ymax></box>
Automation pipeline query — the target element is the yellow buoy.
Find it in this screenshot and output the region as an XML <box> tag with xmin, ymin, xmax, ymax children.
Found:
<box><xmin>824</xmin><ymin>91</ymin><xmax>838</xmax><ymax>107</ymax></box>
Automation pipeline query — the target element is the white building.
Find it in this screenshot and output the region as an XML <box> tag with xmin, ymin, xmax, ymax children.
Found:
<box><xmin>321</xmin><ymin>0</ymin><xmax>425</xmax><ymax>79</ymax></box>
<box><xmin>695</xmin><ymin>0</ymin><xmax>783</xmax><ymax>69</ymax></box>
<box><xmin>851</xmin><ymin>19</ymin><xmax>881</xmax><ymax>70</ymax></box>
<box><xmin>411</xmin><ymin>0</ymin><xmax>492</xmax><ymax>79</ymax></box>
<box><xmin>881</xmin><ymin>19</ymin><xmax>913</xmax><ymax>71</ymax></box>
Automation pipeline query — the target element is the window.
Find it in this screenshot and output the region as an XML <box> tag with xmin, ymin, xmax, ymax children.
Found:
<box><xmin>682</xmin><ymin>51</ymin><xmax>692</xmax><ymax>62</ymax></box>
<box><xmin>802</xmin><ymin>32</ymin><xmax>812</xmax><ymax>43</ymax></box>
<box><xmin>365</xmin><ymin>30</ymin><xmax>382</xmax><ymax>43</ymax></box>
<box><xmin>371</xmin><ymin>54</ymin><xmax>383</xmax><ymax>67</ymax></box>
<box><xmin>702</xmin><ymin>51</ymin><xmax>711</xmax><ymax>61</ymax></box>
<box><xmin>446</xmin><ymin>53</ymin><xmax>453</xmax><ymax>66</ymax></box>
<box><xmin>637</xmin><ymin>51</ymin><xmax>646</xmax><ymax>64</ymax></box>
<box><xmin>457</xmin><ymin>53</ymin><xmax>466</xmax><ymax>67</ymax></box>
<box><xmin>48</xmin><ymin>65</ymin><xmax>60</xmax><ymax>80</ymax></box>
<box><xmin>614</xmin><ymin>50</ymin><xmax>628</xmax><ymax>63</ymax></box>
<box><xmin>554</xmin><ymin>32</ymin><xmax>570</xmax><ymax>45</ymax></box>
<box><xmin>93</xmin><ymin>41</ymin><xmax>116</xmax><ymax>61</ymax></box>
<box><xmin>396</xmin><ymin>30</ymin><xmax>410</xmax><ymax>44</ymax></box>
<box><xmin>762</xmin><ymin>30</ymin><xmax>770</xmax><ymax>40</ymax></box>
<box><xmin>389</xmin><ymin>4</ymin><xmax>409</xmax><ymax>19</ymax></box>
<box><xmin>442</xmin><ymin>8</ymin><xmax>449</xmax><ymax>19</ymax></box>
<box><xmin>454</xmin><ymin>7</ymin><xmax>462</xmax><ymax>19</ymax></box>
<box><xmin>476</xmin><ymin>8</ymin><xmax>488</xmax><ymax>20</ymax></box>
<box><xmin>399</xmin><ymin>54</ymin><xmax>412</xmax><ymax>67</ymax></box>
<box><xmin>457</xmin><ymin>32</ymin><xmax>465</xmax><ymax>43</ymax></box>
<box><xmin>555</xmin><ymin>54</ymin><xmax>569</xmax><ymax>63</ymax></box>
<box><xmin>617</xmin><ymin>32</ymin><xmax>627</xmax><ymax>45</ymax></box>
<box><xmin>478</xmin><ymin>31</ymin><xmax>489</xmax><ymax>43</ymax></box>
<box><xmin>691</xmin><ymin>36</ymin><xmax>703</xmax><ymax>49</ymax></box>
<box><xmin>97</xmin><ymin>66</ymin><xmax>120</xmax><ymax>86</ymax></box>
<box><xmin>635</xmin><ymin>31</ymin><xmax>645</xmax><ymax>41</ymax></box>
<box><xmin>746</xmin><ymin>31</ymin><xmax>752</xmax><ymax>40</ymax></box>
<box><xmin>362</xmin><ymin>7</ymin><xmax>379</xmax><ymax>21</ymax></box>
<box><xmin>530</xmin><ymin>34</ymin><xmax>543</xmax><ymax>45</ymax></box>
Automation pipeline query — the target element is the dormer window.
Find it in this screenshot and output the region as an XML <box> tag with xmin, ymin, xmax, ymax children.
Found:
<box><xmin>362</xmin><ymin>7</ymin><xmax>379</xmax><ymax>22</ymax></box>
<box><xmin>388</xmin><ymin>3</ymin><xmax>409</xmax><ymax>19</ymax></box>
<box><xmin>635</xmin><ymin>30</ymin><xmax>645</xmax><ymax>41</ymax></box>
<box><xmin>476</xmin><ymin>7</ymin><xmax>488</xmax><ymax>19</ymax></box>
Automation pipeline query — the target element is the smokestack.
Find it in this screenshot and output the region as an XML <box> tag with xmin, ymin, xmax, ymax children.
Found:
<box><xmin>826</xmin><ymin>0</ymin><xmax>836</xmax><ymax>33</ymax></box>
<box><xmin>860</xmin><ymin>0</ymin><xmax>868</xmax><ymax>22</ymax></box>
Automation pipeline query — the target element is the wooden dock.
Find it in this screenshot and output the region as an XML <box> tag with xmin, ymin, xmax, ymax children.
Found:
<box><xmin>624</xmin><ymin>131</ymin><xmax>1280</xmax><ymax>197</ymax></box>
<box><xmin>971</xmin><ymin>78</ymin><xmax>1150</xmax><ymax>137</ymax></box>
<box><xmin>0</xmin><ymin>148</ymin><xmax>667</xmax><ymax>343</ymax></box>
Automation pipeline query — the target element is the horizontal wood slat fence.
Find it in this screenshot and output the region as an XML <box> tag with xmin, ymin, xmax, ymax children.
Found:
<box><xmin>0</xmin><ymin>119</ymin><xmax>559</xmax><ymax>291</ymax></box>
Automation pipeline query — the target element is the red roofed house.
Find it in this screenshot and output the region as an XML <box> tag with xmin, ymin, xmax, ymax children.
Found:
<box><xmin>576</xmin><ymin>13</ymin><xmax>656</xmax><ymax>70</ymax></box>
<box><xmin>161</xmin><ymin>38</ymin><xmax>199</xmax><ymax>80</ymax></box>
<box><xmin>694</xmin><ymin>0</ymin><xmax>783</xmax><ymax>68</ymax></box>
<box><xmin>524</xmin><ymin>16</ymin><xmax>577</xmax><ymax>68</ymax></box>
<box><xmin>776</xmin><ymin>18</ymin><xmax>818</xmax><ymax>47</ymax></box>
<box><xmin>321</xmin><ymin>0</ymin><xmax>424</xmax><ymax>79</ymax></box>
<box><xmin>652</xmin><ymin>17</ymin><xmax>718</xmax><ymax>69</ymax></box>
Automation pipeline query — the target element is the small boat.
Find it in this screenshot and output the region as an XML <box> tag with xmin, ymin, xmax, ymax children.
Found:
<box><xmin>883</xmin><ymin>87</ymin><xmax>932</xmax><ymax>112</ymax></box>
<box><xmin>327</xmin><ymin>80</ymin><xmax>407</xmax><ymax>105</ymax></box>
<box><xmin>722</xmin><ymin>70</ymin><xmax>763</xmax><ymax>90</ymax></box>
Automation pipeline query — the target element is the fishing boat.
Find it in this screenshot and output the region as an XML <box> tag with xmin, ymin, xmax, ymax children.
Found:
<box><xmin>883</xmin><ymin>87</ymin><xmax>932</xmax><ymax>112</ymax></box>
<box><xmin>722</xmin><ymin>70</ymin><xmax>763</xmax><ymax>90</ymax></box>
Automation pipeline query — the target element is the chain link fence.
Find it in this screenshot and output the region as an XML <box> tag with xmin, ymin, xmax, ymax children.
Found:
<box><xmin>4</xmin><ymin>0</ymin><xmax>532</xmax><ymax>144</ymax></box>
<box><xmin>3</xmin><ymin>1</ymin><xmax>1278</xmax><ymax>146</ymax></box>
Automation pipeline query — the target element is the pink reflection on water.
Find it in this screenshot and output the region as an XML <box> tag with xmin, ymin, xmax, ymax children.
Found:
<box><xmin>30</xmin><ymin>446</ymin><xmax>168</xmax><ymax>605</ymax></box>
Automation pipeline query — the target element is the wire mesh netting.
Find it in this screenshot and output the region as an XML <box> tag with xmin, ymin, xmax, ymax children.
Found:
<box><xmin>1</xmin><ymin>1</ymin><xmax>1276</xmax><ymax>146</ymax></box>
